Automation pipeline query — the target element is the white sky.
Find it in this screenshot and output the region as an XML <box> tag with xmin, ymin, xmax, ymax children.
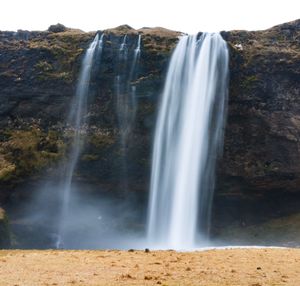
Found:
<box><xmin>1</xmin><ymin>0</ymin><xmax>299</xmax><ymax>33</ymax></box>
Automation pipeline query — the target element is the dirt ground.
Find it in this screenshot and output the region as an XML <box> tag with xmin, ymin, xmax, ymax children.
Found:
<box><xmin>0</xmin><ymin>248</ymin><xmax>299</xmax><ymax>285</ymax></box>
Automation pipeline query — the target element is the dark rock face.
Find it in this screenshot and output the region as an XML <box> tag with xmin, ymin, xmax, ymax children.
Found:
<box><xmin>0</xmin><ymin>208</ymin><xmax>10</xmax><ymax>248</ymax></box>
<box><xmin>212</xmin><ymin>19</ymin><xmax>300</xmax><ymax>239</ymax></box>
<box><xmin>0</xmin><ymin>27</ymin><xmax>179</xmax><ymax>195</ymax></box>
<box><xmin>0</xmin><ymin>20</ymin><xmax>299</xmax><ymax>246</ymax></box>
<box><xmin>221</xmin><ymin>20</ymin><xmax>300</xmax><ymax>192</ymax></box>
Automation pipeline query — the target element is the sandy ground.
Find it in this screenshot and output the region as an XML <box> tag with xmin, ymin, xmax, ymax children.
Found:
<box><xmin>0</xmin><ymin>248</ymin><xmax>299</xmax><ymax>285</ymax></box>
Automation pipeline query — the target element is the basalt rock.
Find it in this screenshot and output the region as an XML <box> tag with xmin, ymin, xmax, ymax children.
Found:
<box><xmin>212</xmin><ymin>19</ymin><xmax>300</xmax><ymax>231</ymax></box>
<box><xmin>0</xmin><ymin>208</ymin><xmax>10</xmax><ymax>248</ymax></box>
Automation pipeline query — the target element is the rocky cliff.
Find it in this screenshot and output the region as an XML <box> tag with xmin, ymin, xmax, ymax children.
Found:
<box><xmin>0</xmin><ymin>25</ymin><xmax>179</xmax><ymax>199</ymax></box>
<box><xmin>213</xmin><ymin>20</ymin><xmax>300</xmax><ymax>242</ymax></box>
<box><xmin>0</xmin><ymin>20</ymin><xmax>299</xmax><ymax>247</ymax></box>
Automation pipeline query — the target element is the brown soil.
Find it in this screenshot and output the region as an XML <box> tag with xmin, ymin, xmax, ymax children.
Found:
<box><xmin>0</xmin><ymin>248</ymin><xmax>299</xmax><ymax>285</ymax></box>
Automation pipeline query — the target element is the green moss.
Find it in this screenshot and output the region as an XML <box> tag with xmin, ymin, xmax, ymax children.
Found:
<box><xmin>81</xmin><ymin>154</ymin><xmax>99</xmax><ymax>162</ymax></box>
<box><xmin>0</xmin><ymin>161</ymin><xmax>15</xmax><ymax>181</ymax></box>
<box><xmin>88</xmin><ymin>132</ymin><xmax>115</xmax><ymax>149</ymax></box>
<box><xmin>35</xmin><ymin>60</ymin><xmax>54</xmax><ymax>72</ymax></box>
<box><xmin>0</xmin><ymin>128</ymin><xmax>65</xmax><ymax>182</ymax></box>
<box><xmin>78</xmin><ymin>132</ymin><xmax>116</xmax><ymax>163</ymax></box>
<box><xmin>29</xmin><ymin>31</ymin><xmax>92</xmax><ymax>83</ymax></box>
<box><xmin>241</xmin><ymin>75</ymin><xmax>259</xmax><ymax>90</ymax></box>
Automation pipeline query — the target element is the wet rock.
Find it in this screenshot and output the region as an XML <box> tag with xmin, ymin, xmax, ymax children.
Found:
<box><xmin>0</xmin><ymin>208</ymin><xmax>11</xmax><ymax>248</ymax></box>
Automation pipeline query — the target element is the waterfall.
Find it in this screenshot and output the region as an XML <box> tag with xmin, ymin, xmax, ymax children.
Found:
<box><xmin>119</xmin><ymin>34</ymin><xmax>128</xmax><ymax>61</ymax></box>
<box><xmin>147</xmin><ymin>33</ymin><xmax>229</xmax><ymax>249</ymax></box>
<box><xmin>129</xmin><ymin>34</ymin><xmax>141</xmax><ymax>81</ymax></box>
<box><xmin>116</xmin><ymin>34</ymin><xmax>141</xmax><ymax>141</ymax></box>
<box><xmin>126</xmin><ymin>34</ymin><xmax>141</xmax><ymax>148</ymax></box>
<box><xmin>96</xmin><ymin>34</ymin><xmax>104</xmax><ymax>60</ymax></box>
<box><xmin>56</xmin><ymin>34</ymin><xmax>103</xmax><ymax>248</ymax></box>
<box><xmin>116</xmin><ymin>35</ymin><xmax>128</xmax><ymax>145</ymax></box>
<box><xmin>116</xmin><ymin>34</ymin><xmax>142</xmax><ymax>193</ymax></box>
<box><xmin>128</xmin><ymin>34</ymin><xmax>141</xmax><ymax>125</ymax></box>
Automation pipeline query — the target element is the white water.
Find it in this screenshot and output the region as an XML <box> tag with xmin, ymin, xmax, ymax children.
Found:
<box><xmin>147</xmin><ymin>33</ymin><xmax>229</xmax><ymax>250</ymax></box>
<box><xmin>119</xmin><ymin>34</ymin><xmax>128</xmax><ymax>61</ymax></box>
<box><xmin>129</xmin><ymin>34</ymin><xmax>141</xmax><ymax>80</ymax></box>
<box><xmin>96</xmin><ymin>34</ymin><xmax>104</xmax><ymax>59</ymax></box>
<box><xmin>115</xmin><ymin>34</ymin><xmax>142</xmax><ymax>196</ymax></box>
<box><xmin>128</xmin><ymin>34</ymin><xmax>141</xmax><ymax>124</ymax></box>
<box><xmin>56</xmin><ymin>34</ymin><xmax>103</xmax><ymax>248</ymax></box>
<box><xmin>135</xmin><ymin>34</ymin><xmax>141</xmax><ymax>57</ymax></box>
<box><xmin>116</xmin><ymin>34</ymin><xmax>141</xmax><ymax>152</ymax></box>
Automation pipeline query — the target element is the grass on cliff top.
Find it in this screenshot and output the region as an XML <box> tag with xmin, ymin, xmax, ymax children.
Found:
<box><xmin>228</xmin><ymin>19</ymin><xmax>300</xmax><ymax>59</ymax></box>
<box><xmin>29</xmin><ymin>30</ymin><xmax>94</xmax><ymax>82</ymax></box>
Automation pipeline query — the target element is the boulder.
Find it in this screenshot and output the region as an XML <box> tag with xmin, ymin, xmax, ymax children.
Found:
<box><xmin>48</xmin><ymin>23</ymin><xmax>67</xmax><ymax>33</ymax></box>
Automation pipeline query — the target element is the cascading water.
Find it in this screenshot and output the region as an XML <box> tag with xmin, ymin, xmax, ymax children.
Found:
<box><xmin>96</xmin><ymin>34</ymin><xmax>104</xmax><ymax>61</ymax></box>
<box><xmin>129</xmin><ymin>34</ymin><xmax>141</xmax><ymax>80</ymax></box>
<box><xmin>116</xmin><ymin>34</ymin><xmax>139</xmax><ymax>148</ymax></box>
<box><xmin>127</xmin><ymin>34</ymin><xmax>141</xmax><ymax>136</ymax></box>
<box><xmin>128</xmin><ymin>33</ymin><xmax>141</xmax><ymax>125</ymax></box>
<box><xmin>119</xmin><ymin>34</ymin><xmax>128</xmax><ymax>61</ymax></box>
<box><xmin>147</xmin><ymin>33</ymin><xmax>229</xmax><ymax>249</ymax></box>
<box><xmin>116</xmin><ymin>35</ymin><xmax>128</xmax><ymax>133</ymax></box>
<box><xmin>116</xmin><ymin>34</ymin><xmax>141</xmax><ymax>193</ymax></box>
<box><xmin>56</xmin><ymin>34</ymin><xmax>103</xmax><ymax>248</ymax></box>
<box><xmin>136</xmin><ymin>34</ymin><xmax>141</xmax><ymax>54</ymax></box>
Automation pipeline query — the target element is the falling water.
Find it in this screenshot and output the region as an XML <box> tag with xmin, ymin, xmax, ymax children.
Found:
<box><xmin>128</xmin><ymin>34</ymin><xmax>141</xmax><ymax>127</ymax></box>
<box><xmin>129</xmin><ymin>34</ymin><xmax>141</xmax><ymax>80</ymax></box>
<box><xmin>116</xmin><ymin>35</ymin><xmax>142</xmax><ymax>191</ymax></box>
<box><xmin>116</xmin><ymin>35</ymin><xmax>141</xmax><ymax>198</ymax></box>
<box><xmin>56</xmin><ymin>34</ymin><xmax>103</xmax><ymax>248</ymax></box>
<box><xmin>136</xmin><ymin>34</ymin><xmax>141</xmax><ymax>54</ymax></box>
<box><xmin>147</xmin><ymin>33</ymin><xmax>229</xmax><ymax>249</ymax></box>
<box><xmin>127</xmin><ymin>34</ymin><xmax>141</xmax><ymax>139</ymax></box>
<box><xmin>119</xmin><ymin>34</ymin><xmax>128</xmax><ymax>61</ymax></box>
<box><xmin>96</xmin><ymin>34</ymin><xmax>104</xmax><ymax>59</ymax></box>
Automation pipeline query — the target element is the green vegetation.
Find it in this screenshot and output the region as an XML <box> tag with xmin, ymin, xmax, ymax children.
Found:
<box><xmin>241</xmin><ymin>75</ymin><xmax>259</xmax><ymax>90</ymax></box>
<box><xmin>0</xmin><ymin>128</ymin><xmax>65</xmax><ymax>182</ymax></box>
<box><xmin>30</xmin><ymin>30</ymin><xmax>93</xmax><ymax>82</ymax></box>
<box><xmin>87</xmin><ymin>131</ymin><xmax>115</xmax><ymax>150</ymax></box>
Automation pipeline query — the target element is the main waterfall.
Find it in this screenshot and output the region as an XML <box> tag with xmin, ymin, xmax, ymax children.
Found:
<box><xmin>147</xmin><ymin>33</ymin><xmax>229</xmax><ymax>249</ymax></box>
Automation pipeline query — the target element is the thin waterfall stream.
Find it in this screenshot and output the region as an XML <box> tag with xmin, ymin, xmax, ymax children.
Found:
<box><xmin>116</xmin><ymin>34</ymin><xmax>141</xmax><ymax>194</ymax></box>
<box><xmin>56</xmin><ymin>34</ymin><xmax>103</xmax><ymax>248</ymax></box>
<box><xmin>147</xmin><ymin>33</ymin><xmax>229</xmax><ymax>249</ymax></box>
